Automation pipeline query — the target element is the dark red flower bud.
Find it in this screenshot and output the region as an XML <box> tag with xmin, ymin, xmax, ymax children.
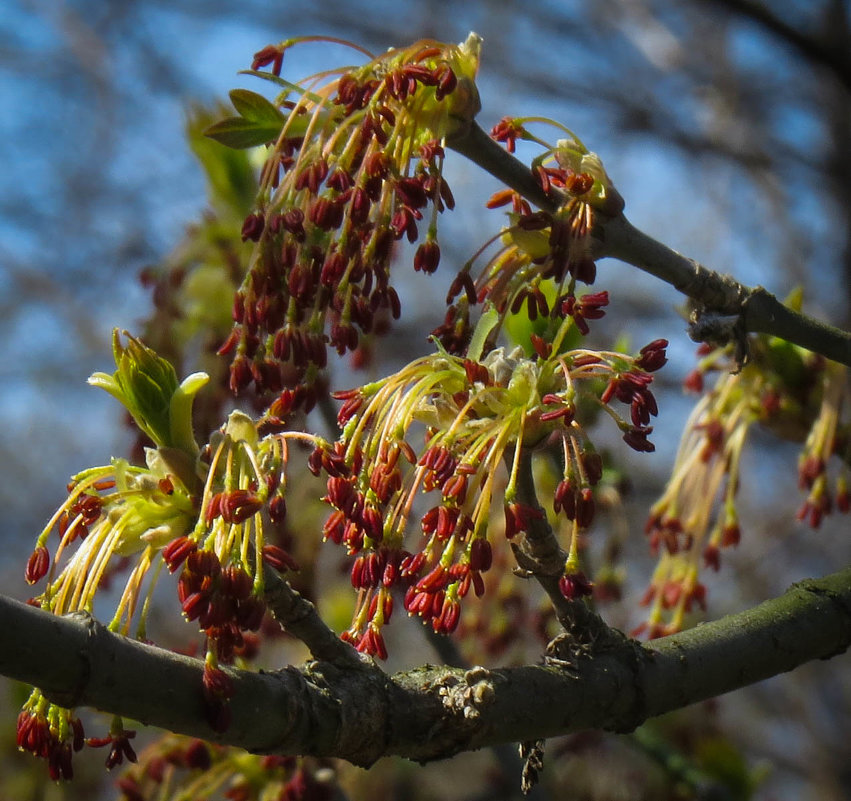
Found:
<box><xmin>558</xmin><ymin>571</ymin><xmax>593</xmax><ymax>600</ymax></box>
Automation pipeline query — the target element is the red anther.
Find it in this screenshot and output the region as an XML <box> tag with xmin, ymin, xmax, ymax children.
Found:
<box><xmin>486</xmin><ymin>188</ymin><xmax>516</xmax><ymax>209</ymax></box>
<box><xmin>571</xmin><ymin>257</ymin><xmax>597</xmax><ymax>284</ymax></box>
<box><xmin>25</xmin><ymin>546</ymin><xmax>50</xmax><ymax>584</ymax></box>
<box><xmin>442</xmin><ymin>473</ymin><xmax>468</xmax><ymax>504</ymax></box>
<box><xmin>436</xmin><ymin>505</ymin><xmax>460</xmax><ymax>540</ymax></box>
<box><xmin>269</xmin><ymin>494</ymin><xmax>287</xmax><ymax>524</ymax></box>
<box><xmin>490</xmin><ymin>117</ymin><xmax>524</xmax><ymax>153</ymax></box>
<box><xmin>181</xmin><ymin>590</ymin><xmax>210</xmax><ymax>622</ymax></box>
<box><xmin>187</xmin><ymin>549</ymin><xmax>221</xmax><ymax>578</ymax></box>
<box><xmin>294</xmin><ymin>159</ymin><xmax>329</xmax><ymax>194</ymax></box>
<box><xmin>251</xmin><ymin>44</ymin><xmax>284</xmax><ymax>76</ymax></box>
<box><xmin>703</xmin><ymin>544</ymin><xmax>721</xmax><ymax>572</ymax></box>
<box><xmin>220</xmin><ymin>489</ymin><xmax>263</xmax><ymax>524</ymax></box>
<box><xmin>361</xmin><ymin>505</ymin><xmax>384</xmax><ymax>542</ymax></box>
<box><xmin>240</xmin><ymin>213</ymin><xmax>265</xmax><ymax>242</ymax></box>
<box><xmin>220</xmin><ymin>566</ymin><xmax>253</xmax><ymax>601</ymax></box>
<box><xmin>363</xmin><ymin>150</ymin><xmax>389</xmax><ymax>179</ymax></box>
<box><xmin>434</xmin><ymin>595</ymin><xmax>460</xmax><ymax>633</ymax></box>
<box><xmin>390</xmin><ymin>206</ymin><xmax>419</xmax><ymax>242</ymax></box>
<box><xmin>683</xmin><ymin>369</ymin><xmax>704</xmax><ymax>393</ymax></box>
<box><xmin>572</xmin><ymin>353</ymin><xmax>602</xmax><ymax>367</ymax></box>
<box><xmin>163</xmin><ymin>536</ymin><xmax>197</xmax><ymax>572</ymax></box>
<box><xmin>400</xmin><ymin>551</ymin><xmax>426</xmax><ymax>579</ymax></box>
<box><xmin>530</xmin><ymin>334</ymin><xmax>551</xmax><ymax>360</ymax></box>
<box><xmin>229</xmin><ymin>355</ymin><xmax>253</xmax><ymax>395</ymax></box>
<box><xmin>469</xmin><ymin>538</ymin><xmax>492</xmax><ymax>572</ymax></box>
<box><xmin>565</xmin><ymin>173</ymin><xmax>594</xmax><ymax>195</ymax></box>
<box><xmin>320</xmin><ymin>252</ymin><xmax>347</xmax><ymax>287</ymax></box>
<box><xmin>576</xmin><ymin>488</ymin><xmax>595</xmax><ymax>528</ymax></box>
<box><xmin>636</xmin><ymin>338</ymin><xmax>669</xmax><ymax>372</ymax></box>
<box><xmin>261</xmin><ymin>544</ymin><xmax>300</xmax><ymax>573</ymax></box>
<box><xmin>416</xmin><ymin>565</ymin><xmax>448</xmax><ymax>593</ymax></box>
<box><xmin>414</xmin><ymin>240</ymin><xmax>441</xmax><ymax>274</ymax></box>
<box><xmin>236</xmin><ymin>596</ymin><xmax>266</xmax><ymax>632</ymax></box>
<box><xmin>721</xmin><ymin>521</ymin><xmax>741</xmax><ymax>547</ymax></box>
<box><xmin>433</xmin><ymin>63</ymin><xmax>457</xmax><ymax>100</ymax></box>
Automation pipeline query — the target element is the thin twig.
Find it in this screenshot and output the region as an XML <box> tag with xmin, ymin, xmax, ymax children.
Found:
<box><xmin>510</xmin><ymin>449</ymin><xmax>620</xmax><ymax>641</ymax></box>
<box><xmin>262</xmin><ymin>563</ymin><xmax>365</xmax><ymax>668</ymax></box>
<box><xmin>447</xmin><ymin>122</ymin><xmax>851</xmax><ymax>367</ymax></box>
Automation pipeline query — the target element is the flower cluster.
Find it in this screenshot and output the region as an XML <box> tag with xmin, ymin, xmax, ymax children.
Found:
<box><xmin>16</xmin><ymin>693</ymin><xmax>137</xmax><ymax>782</ymax></box>
<box><xmin>216</xmin><ymin>34</ymin><xmax>482</xmax><ymax>409</ymax></box>
<box><xmin>114</xmin><ymin>732</ymin><xmax>335</xmax><ymax>801</ymax></box>
<box><xmin>317</xmin><ymin>333</ymin><xmax>666</xmax><ymax>657</ymax></box>
<box><xmin>637</xmin><ymin>333</ymin><xmax>849</xmax><ymax>638</ymax></box>
<box><xmin>436</xmin><ymin>119</ymin><xmax>623</xmax><ymax>355</ymax></box>
<box><xmin>20</xmin><ymin>333</ymin><xmax>303</xmax><ymax>774</ymax></box>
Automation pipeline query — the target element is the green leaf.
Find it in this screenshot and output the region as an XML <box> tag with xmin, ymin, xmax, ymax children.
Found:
<box><xmin>238</xmin><ymin>69</ymin><xmax>326</xmax><ymax>105</ymax></box>
<box><xmin>89</xmin><ymin>331</ymin><xmax>183</xmax><ymax>450</ymax></box>
<box><xmin>204</xmin><ymin>116</ymin><xmax>283</xmax><ymax>149</ymax></box>
<box><xmin>228</xmin><ymin>88</ymin><xmax>286</xmax><ymax>124</ymax></box>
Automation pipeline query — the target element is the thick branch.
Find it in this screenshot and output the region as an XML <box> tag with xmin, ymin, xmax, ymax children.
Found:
<box><xmin>2</xmin><ymin>566</ymin><xmax>850</xmax><ymax>765</ymax></box>
<box><xmin>447</xmin><ymin>123</ymin><xmax>851</xmax><ymax>367</ymax></box>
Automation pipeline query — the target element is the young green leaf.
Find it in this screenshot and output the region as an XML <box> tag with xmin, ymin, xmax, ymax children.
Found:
<box><xmin>204</xmin><ymin>116</ymin><xmax>284</xmax><ymax>149</ymax></box>
<box><xmin>228</xmin><ymin>89</ymin><xmax>286</xmax><ymax>124</ymax></box>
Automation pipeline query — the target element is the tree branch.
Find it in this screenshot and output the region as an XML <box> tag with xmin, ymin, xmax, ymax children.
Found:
<box><xmin>509</xmin><ymin>449</ymin><xmax>619</xmax><ymax>643</ymax></box>
<box><xmin>698</xmin><ymin>0</ymin><xmax>851</xmax><ymax>96</ymax></box>
<box><xmin>447</xmin><ymin>123</ymin><xmax>851</xmax><ymax>367</ymax></box>
<box><xmin>3</xmin><ymin>566</ymin><xmax>849</xmax><ymax>765</ymax></box>
<box><xmin>262</xmin><ymin>563</ymin><xmax>364</xmax><ymax>668</ymax></box>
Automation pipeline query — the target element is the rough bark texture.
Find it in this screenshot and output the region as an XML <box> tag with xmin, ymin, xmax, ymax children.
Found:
<box><xmin>2</xmin><ymin>567</ymin><xmax>850</xmax><ymax>766</ymax></box>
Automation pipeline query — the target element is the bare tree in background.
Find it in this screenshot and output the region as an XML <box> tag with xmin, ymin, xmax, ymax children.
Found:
<box><xmin>1</xmin><ymin>3</ymin><xmax>851</xmax><ymax>799</ymax></box>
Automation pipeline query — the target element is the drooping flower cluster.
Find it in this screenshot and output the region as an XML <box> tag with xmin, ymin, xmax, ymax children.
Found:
<box><xmin>435</xmin><ymin>119</ymin><xmax>624</xmax><ymax>355</ymax></box>
<box><xmin>20</xmin><ymin>332</ymin><xmax>303</xmax><ymax>773</ymax></box>
<box><xmin>214</xmin><ymin>34</ymin><xmax>482</xmax><ymax>408</ymax></box>
<box><xmin>315</xmin><ymin>331</ymin><xmax>667</xmax><ymax>658</ymax></box>
<box><xmin>638</xmin><ymin>331</ymin><xmax>850</xmax><ymax>639</ymax></box>
<box><xmin>114</xmin><ymin>733</ymin><xmax>336</xmax><ymax>801</ymax></box>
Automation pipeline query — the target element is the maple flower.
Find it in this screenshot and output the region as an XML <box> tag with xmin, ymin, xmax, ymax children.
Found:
<box><xmin>213</xmin><ymin>34</ymin><xmax>483</xmax><ymax>407</ymax></box>
<box><xmin>20</xmin><ymin>333</ymin><xmax>303</xmax><ymax>777</ymax></box>
<box><xmin>438</xmin><ymin>118</ymin><xmax>626</xmax><ymax>356</ymax></box>
<box><xmin>638</xmin><ymin>331</ymin><xmax>850</xmax><ymax>638</ymax></box>
<box><xmin>320</xmin><ymin>329</ymin><xmax>665</xmax><ymax>655</ymax></box>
